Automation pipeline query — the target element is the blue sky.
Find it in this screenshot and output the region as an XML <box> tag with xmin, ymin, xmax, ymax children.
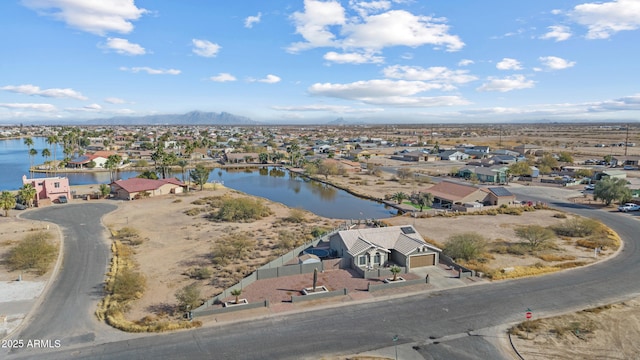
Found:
<box><xmin>1</xmin><ymin>0</ymin><xmax>640</xmax><ymax>124</ymax></box>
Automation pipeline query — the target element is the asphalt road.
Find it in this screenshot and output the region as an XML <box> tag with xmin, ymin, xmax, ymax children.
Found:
<box><xmin>5</xmin><ymin>190</ymin><xmax>640</xmax><ymax>359</ymax></box>
<box><xmin>4</xmin><ymin>203</ymin><xmax>123</xmax><ymax>358</ymax></box>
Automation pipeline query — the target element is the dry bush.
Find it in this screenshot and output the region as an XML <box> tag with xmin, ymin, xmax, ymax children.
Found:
<box><xmin>537</xmin><ymin>254</ymin><xmax>577</xmax><ymax>262</ymax></box>
<box><xmin>113</xmin><ymin>268</ymin><xmax>146</xmax><ymax>302</ymax></box>
<box><xmin>5</xmin><ymin>231</ymin><xmax>57</xmax><ymax>275</ymax></box>
<box><xmin>184</xmin><ymin>208</ymin><xmax>205</xmax><ymax>216</ymax></box>
<box><xmin>283</xmin><ymin>208</ymin><xmax>307</xmax><ymax>223</ymax></box>
<box><xmin>210</xmin><ymin>197</ymin><xmax>273</xmax><ymax>222</ymax></box>
<box><xmin>113</xmin><ymin>227</ymin><xmax>145</xmax><ymax>246</ymax></box>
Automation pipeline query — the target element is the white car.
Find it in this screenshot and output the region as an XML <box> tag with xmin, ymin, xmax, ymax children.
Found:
<box><xmin>584</xmin><ymin>184</ymin><xmax>595</xmax><ymax>191</ymax></box>
<box><xmin>618</xmin><ymin>203</ymin><xmax>640</xmax><ymax>212</ymax></box>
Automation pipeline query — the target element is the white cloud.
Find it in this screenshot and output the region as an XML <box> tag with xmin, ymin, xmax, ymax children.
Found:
<box><xmin>540</xmin><ymin>25</ymin><xmax>572</xmax><ymax>41</ymax></box>
<box><xmin>458</xmin><ymin>59</ymin><xmax>474</xmax><ymax>66</ymax></box>
<box><xmin>288</xmin><ymin>0</ymin><xmax>346</xmax><ymax>52</ymax></box>
<box><xmin>192</xmin><ymin>39</ymin><xmax>221</xmax><ymax>57</ymax></box>
<box><xmin>477</xmin><ymin>75</ymin><xmax>535</xmax><ymax>92</ymax></box>
<box><xmin>1</xmin><ymin>84</ymin><xmax>87</xmax><ymax>100</ymax></box>
<box><xmin>210</xmin><ymin>73</ymin><xmax>237</xmax><ymax>82</ymax></box>
<box><xmin>383</xmin><ymin>65</ymin><xmax>477</xmax><ymax>87</ymax></box>
<box><xmin>258</xmin><ymin>74</ymin><xmax>281</xmax><ymax>83</ymax></box>
<box><xmin>244</xmin><ymin>12</ymin><xmax>262</xmax><ymax>28</ymax></box>
<box><xmin>104</xmin><ymin>37</ymin><xmax>145</xmax><ymax>55</ymax></box>
<box><xmin>308</xmin><ymin>79</ymin><xmax>470</xmax><ymax>107</ymax></box>
<box><xmin>0</xmin><ymin>103</ymin><xmax>57</xmax><ymax>112</ymax></box>
<box><xmin>323</xmin><ymin>51</ymin><xmax>384</xmax><ymax>64</ymax></box>
<box><xmin>104</xmin><ymin>97</ymin><xmax>126</xmax><ymax>104</ymax></box>
<box><xmin>83</xmin><ymin>103</ymin><xmax>102</xmax><ymax>111</ymax></box>
<box><xmin>496</xmin><ymin>58</ymin><xmax>522</xmax><ymax>70</ymax></box>
<box><xmin>539</xmin><ymin>56</ymin><xmax>576</xmax><ymax>70</ymax></box>
<box><xmin>120</xmin><ymin>67</ymin><xmax>181</xmax><ymax>75</ymax></box>
<box><xmin>288</xmin><ymin>1</ymin><xmax>464</xmax><ymax>53</ymax></box>
<box><xmin>341</xmin><ymin>10</ymin><xmax>464</xmax><ymax>51</ymax></box>
<box><xmin>21</xmin><ymin>0</ymin><xmax>147</xmax><ymax>36</ymax></box>
<box><xmin>271</xmin><ymin>104</ymin><xmax>384</xmax><ymax>113</ymax></box>
<box><xmin>588</xmin><ymin>93</ymin><xmax>640</xmax><ymax>111</ymax></box>
<box><xmin>349</xmin><ymin>0</ymin><xmax>392</xmax><ymax>17</ymax></box>
<box><xmin>570</xmin><ymin>0</ymin><xmax>640</xmax><ymax>39</ymax></box>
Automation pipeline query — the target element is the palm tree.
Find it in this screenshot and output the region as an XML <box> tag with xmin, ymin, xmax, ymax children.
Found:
<box><xmin>104</xmin><ymin>154</ymin><xmax>122</xmax><ymax>183</ymax></box>
<box><xmin>24</xmin><ymin>137</ymin><xmax>34</xmax><ymax>176</ymax></box>
<box><xmin>391</xmin><ymin>192</ymin><xmax>408</xmax><ymax>204</ymax></box>
<box><xmin>41</xmin><ymin>148</ymin><xmax>51</xmax><ymax>171</ymax></box>
<box><xmin>177</xmin><ymin>160</ymin><xmax>188</xmax><ymax>183</ymax></box>
<box><xmin>389</xmin><ymin>265</ymin><xmax>402</xmax><ymax>282</ymax></box>
<box><xmin>46</xmin><ymin>134</ymin><xmax>59</xmax><ymax>174</ymax></box>
<box><xmin>230</xmin><ymin>288</ymin><xmax>242</xmax><ymax>304</ymax></box>
<box><xmin>29</xmin><ymin>148</ymin><xmax>38</xmax><ymax>177</ymax></box>
<box><xmin>0</xmin><ymin>191</ymin><xmax>16</xmax><ymax>217</ymax></box>
<box><xmin>18</xmin><ymin>183</ymin><xmax>37</xmax><ymax>208</ymax></box>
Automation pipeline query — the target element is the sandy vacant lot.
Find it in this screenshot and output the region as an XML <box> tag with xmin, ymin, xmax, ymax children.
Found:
<box><xmin>101</xmin><ymin>186</ymin><xmax>343</xmax><ymax>320</ymax></box>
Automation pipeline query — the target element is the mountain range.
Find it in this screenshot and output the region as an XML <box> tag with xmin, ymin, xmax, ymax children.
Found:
<box><xmin>85</xmin><ymin>111</ymin><xmax>260</xmax><ymax>126</ymax></box>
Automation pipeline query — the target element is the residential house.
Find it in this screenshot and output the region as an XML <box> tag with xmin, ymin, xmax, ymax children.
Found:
<box><xmin>424</xmin><ymin>181</ymin><xmax>488</xmax><ymax>208</ymax></box>
<box><xmin>439</xmin><ymin>150</ymin><xmax>469</xmax><ymax>161</ymax></box>
<box><xmin>458</xmin><ymin>165</ymin><xmax>508</xmax><ymax>183</ymax></box>
<box><xmin>329</xmin><ymin>225</ymin><xmax>441</xmax><ymax>272</ymax></box>
<box><xmin>513</xmin><ymin>144</ymin><xmax>543</xmax><ymax>156</ymax></box>
<box><xmin>224</xmin><ymin>152</ymin><xmax>260</xmax><ymax>164</ymax></box>
<box><xmin>593</xmin><ymin>170</ymin><xmax>627</xmax><ymax>181</ymax></box>
<box><xmin>488</xmin><ymin>155</ymin><xmax>517</xmax><ymax>165</ymax></box>
<box><xmin>401</xmin><ymin>150</ymin><xmax>432</xmax><ymax>162</ymax></box>
<box><xmin>110</xmin><ymin>178</ymin><xmax>185</xmax><ymax>200</ymax></box>
<box><xmin>22</xmin><ymin>175</ymin><xmax>72</xmax><ymax>206</ymax></box>
<box><xmin>483</xmin><ymin>187</ymin><xmax>516</xmax><ymax>206</ymax></box>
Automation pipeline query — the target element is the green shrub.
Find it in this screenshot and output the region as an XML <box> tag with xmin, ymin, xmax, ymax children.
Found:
<box><xmin>6</xmin><ymin>232</ymin><xmax>57</xmax><ymax>275</ymax></box>
<box><xmin>212</xmin><ymin>197</ymin><xmax>273</xmax><ymax>222</ymax></box>
<box><xmin>112</xmin><ymin>268</ymin><xmax>146</xmax><ymax>302</ymax></box>
<box><xmin>175</xmin><ymin>283</ymin><xmax>201</xmax><ymax>311</ymax></box>
<box><xmin>552</xmin><ymin>218</ymin><xmax>601</xmax><ymax>237</ymax></box>
<box><xmin>443</xmin><ymin>232</ymin><xmax>488</xmax><ymax>261</ymax></box>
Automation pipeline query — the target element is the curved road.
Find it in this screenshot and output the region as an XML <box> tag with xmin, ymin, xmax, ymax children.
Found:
<box><xmin>5</xmin><ymin>191</ymin><xmax>640</xmax><ymax>359</ymax></box>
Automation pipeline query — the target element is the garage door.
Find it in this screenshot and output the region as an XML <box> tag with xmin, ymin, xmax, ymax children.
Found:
<box><xmin>410</xmin><ymin>254</ymin><xmax>435</xmax><ymax>268</ymax></box>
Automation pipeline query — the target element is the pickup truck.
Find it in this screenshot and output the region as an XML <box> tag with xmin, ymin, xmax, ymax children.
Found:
<box><xmin>618</xmin><ymin>203</ymin><xmax>640</xmax><ymax>212</ymax></box>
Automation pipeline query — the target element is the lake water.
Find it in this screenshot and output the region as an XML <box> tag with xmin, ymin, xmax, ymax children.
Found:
<box><xmin>0</xmin><ymin>139</ymin><xmax>394</xmax><ymax>219</ymax></box>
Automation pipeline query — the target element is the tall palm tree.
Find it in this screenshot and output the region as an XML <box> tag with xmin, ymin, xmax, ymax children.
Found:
<box><xmin>24</xmin><ymin>137</ymin><xmax>34</xmax><ymax>176</ymax></box>
<box><xmin>29</xmin><ymin>148</ymin><xmax>38</xmax><ymax>176</ymax></box>
<box><xmin>18</xmin><ymin>183</ymin><xmax>37</xmax><ymax>208</ymax></box>
<box><xmin>0</xmin><ymin>191</ymin><xmax>16</xmax><ymax>217</ymax></box>
<box><xmin>46</xmin><ymin>134</ymin><xmax>59</xmax><ymax>174</ymax></box>
<box><xmin>177</xmin><ymin>160</ymin><xmax>189</xmax><ymax>183</ymax></box>
<box><xmin>41</xmin><ymin>148</ymin><xmax>51</xmax><ymax>171</ymax></box>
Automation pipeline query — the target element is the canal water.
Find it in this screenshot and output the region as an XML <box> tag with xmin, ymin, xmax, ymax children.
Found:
<box><xmin>1</xmin><ymin>138</ymin><xmax>394</xmax><ymax>219</ymax></box>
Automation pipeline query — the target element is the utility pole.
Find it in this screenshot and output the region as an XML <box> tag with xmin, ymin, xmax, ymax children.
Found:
<box><xmin>624</xmin><ymin>123</ymin><xmax>629</xmax><ymax>157</ymax></box>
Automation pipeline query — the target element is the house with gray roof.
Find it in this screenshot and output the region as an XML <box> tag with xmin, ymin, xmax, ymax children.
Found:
<box><xmin>329</xmin><ymin>225</ymin><xmax>441</xmax><ymax>271</ymax></box>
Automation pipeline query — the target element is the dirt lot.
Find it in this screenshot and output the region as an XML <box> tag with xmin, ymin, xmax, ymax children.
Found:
<box><xmin>0</xmin><ymin>217</ymin><xmax>58</xmax><ymax>282</ymax></box>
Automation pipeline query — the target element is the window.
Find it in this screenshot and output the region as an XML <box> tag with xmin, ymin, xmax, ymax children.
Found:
<box><xmin>54</xmin><ymin>182</ymin><xmax>60</xmax><ymax>188</ymax></box>
<box><xmin>374</xmin><ymin>253</ymin><xmax>381</xmax><ymax>264</ymax></box>
<box><xmin>358</xmin><ymin>255</ymin><xmax>366</xmax><ymax>266</ymax></box>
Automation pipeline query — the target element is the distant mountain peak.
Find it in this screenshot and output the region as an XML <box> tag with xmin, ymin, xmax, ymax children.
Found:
<box><xmin>86</xmin><ymin>111</ymin><xmax>260</xmax><ymax>125</ymax></box>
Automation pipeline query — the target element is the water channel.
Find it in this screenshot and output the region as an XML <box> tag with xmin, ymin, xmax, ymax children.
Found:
<box><xmin>1</xmin><ymin>139</ymin><xmax>395</xmax><ymax>219</ymax></box>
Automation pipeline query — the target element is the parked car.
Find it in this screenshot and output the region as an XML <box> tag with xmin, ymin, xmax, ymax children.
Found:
<box><xmin>618</xmin><ymin>203</ymin><xmax>640</xmax><ymax>212</ymax></box>
<box><xmin>57</xmin><ymin>195</ymin><xmax>68</xmax><ymax>204</ymax></box>
<box><xmin>14</xmin><ymin>203</ymin><xmax>26</xmax><ymax>210</ymax></box>
<box><xmin>584</xmin><ymin>184</ymin><xmax>595</xmax><ymax>191</ymax></box>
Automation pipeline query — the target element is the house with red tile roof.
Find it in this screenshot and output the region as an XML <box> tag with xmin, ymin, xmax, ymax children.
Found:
<box><xmin>110</xmin><ymin>178</ymin><xmax>185</xmax><ymax>200</ymax></box>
